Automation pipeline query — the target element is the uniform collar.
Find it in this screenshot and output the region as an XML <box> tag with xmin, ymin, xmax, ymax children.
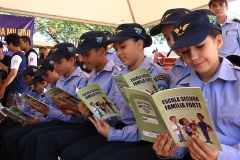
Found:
<box><xmin>59</xmin><ymin>67</ymin><xmax>82</xmax><ymax>82</ymax></box>
<box><xmin>178</xmin><ymin>57</ymin><xmax>237</xmax><ymax>86</ymax></box>
<box><xmin>122</xmin><ymin>56</ymin><xmax>150</xmax><ymax>75</ymax></box>
<box><xmin>107</xmin><ymin>48</ymin><xmax>115</xmax><ymax>54</ymax></box>
<box><xmin>174</xmin><ymin>57</ymin><xmax>185</xmax><ymax>67</ymax></box>
<box><xmin>224</xmin><ymin>17</ymin><xmax>234</xmax><ymax>24</ymax></box>
<box><xmin>91</xmin><ymin>60</ymin><xmax>115</xmax><ymax>78</ymax></box>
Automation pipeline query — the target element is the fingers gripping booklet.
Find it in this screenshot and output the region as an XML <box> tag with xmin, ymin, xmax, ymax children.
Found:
<box><xmin>44</xmin><ymin>87</ymin><xmax>81</xmax><ymax>105</ymax></box>
<box><xmin>18</xmin><ymin>93</ymin><xmax>48</xmax><ymax>107</ymax></box>
<box><xmin>0</xmin><ymin>103</ymin><xmax>34</xmax><ymax>123</ymax></box>
<box><xmin>75</xmin><ymin>84</ymin><xmax>121</xmax><ymax>119</ymax></box>
<box><xmin>124</xmin><ymin>87</ymin><xmax>222</xmax><ymax>151</ymax></box>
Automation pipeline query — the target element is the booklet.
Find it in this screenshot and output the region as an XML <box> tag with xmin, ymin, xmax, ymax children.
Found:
<box><xmin>19</xmin><ymin>93</ymin><xmax>47</xmax><ymax>107</ymax></box>
<box><xmin>44</xmin><ymin>87</ymin><xmax>81</xmax><ymax>105</ymax></box>
<box><xmin>0</xmin><ymin>103</ymin><xmax>34</xmax><ymax>123</ymax></box>
<box><xmin>76</xmin><ymin>84</ymin><xmax>121</xmax><ymax>119</ymax></box>
<box><xmin>124</xmin><ymin>87</ymin><xmax>222</xmax><ymax>150</ymax></box>
<box><xmin>112</xmin><ymin>68</ymin><xmax>159</xmax><ymax>105</ymax></box>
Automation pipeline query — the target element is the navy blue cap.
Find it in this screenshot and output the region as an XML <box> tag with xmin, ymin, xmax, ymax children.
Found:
<box><xmin>103</xmin><ymin>31</ymin><xmax>113</xmax><ymax>38</ymax></box>
<box><xmin>150</xmin><ymin>8</ymin><xmax>191</xmax><ymax>36</ymax></box>
<box><xmin>72</xmin><ymin>31</ymin><xmax>107</xmax><ymax>54</ymax></box>
<box><xmin>170</xmin><ymin>9</ymin><xmax>221</xmax><ymax>53</ymax></box>
<box><xmin>45</xmin><ymin>43</ymin><xmax>75</xmax><ymax>61</ymax></box>
<box><xmin>208</xmin><ymin>0</ymin><xmax>228</xmax><ymax>7</ymax></box>
<box><xmin>104</xmin><ymin>23</ymin><xmax>152</xmax><ymax>47</ymax></box>
<box><xmin>35</xmin><ymin>60</ymin><xmax>54</xmax><ymax>77</ymax></box>
<box><xmin>27</xmin><ymin>76</ymin><xmax>44</xmax><ymax>86</ymax></box>
<box><xmin>18</xmin><ymin>65</ymin><xmax>37</xmax><ymax>76</ymax></box>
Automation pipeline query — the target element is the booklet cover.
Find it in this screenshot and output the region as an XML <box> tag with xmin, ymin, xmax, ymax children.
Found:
<box><xmin>19</xmin><ymin>93</ymin><xmax>47</xmax><ymax>107</ymax></box>
<box><xmin>44</xmin><ymin>87</ymin><xmax>81</xmax><ymax>105</ymax></box>
<box><xmin>124</xmin><ymin>87</ymin><xmax>222</xmax><ymax>151</ymax></box>
<box><xmin>0</xmin><ymin>103</ymin><xmax>34</xmax><ymax>123</ymax></box>
<box><xmin>112</xmin><ymin>68</ymin><xmax>159</xmax><ymax>105</ymax></box>
<box><xmin>76</xmin><ymin>84</ymin><xmax>121</xmax><ymax>119</ymax></box>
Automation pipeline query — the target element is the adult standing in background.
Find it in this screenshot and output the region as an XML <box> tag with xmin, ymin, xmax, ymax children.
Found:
<box><xmin>209</xmin><ymin>0</ymin><xmax>240</xmax><ymax>57</ymax></box>
<box><xmin>19</xmin><ymin>36</ymin><xmax>38</xmax><ymax>66</ymax></box>
<box><xmin>39</xmin><ymin>46</ymin><xmax>49</xmax><ymax>61</ymax></box>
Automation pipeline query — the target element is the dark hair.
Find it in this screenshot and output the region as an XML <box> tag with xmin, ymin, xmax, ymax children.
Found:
<box><xmin>209</xmin><ymin>0</ymin><xmax>228</xmax><ymax>7</ymax></box>
<box><xmin>0</xmin><ymin>41</ymin><xmax>3</xmax><ymax>48</ymax></box>
<box><xmin>208</xmin><ymin>29</ymin><xmax>222</xmax><ymax>39</ymax></box>
<box><xmin>197</xmin><ymin>113</ymin><xmax>204</xmax><ymax>118</ymax></box>
<box><xmin>132</xmin><ymin>37</ymin><xmax>146</xmax><ymax>48</ymax></box>
<box><xmin>48</xmin><ymin>66</ymin><xmax>54</xmax><ymax>72</ymax></box>
<box><xmin>20</xmin><ymin>36</ymin><xmax>31</xmax><ymax>46</ymax></box>
<box><xmin>178</xmin><ymin>118</ymin><xmax>184</xmax><ymax>125</ymax></box>
<box><xmin>63</xmin><ymin>53</ymin><xmax>76</xmax><ymax>61</ymax></box>
<box><xmin>189</xmin><ymin>123</ymin><xmax>194</xmax><ymax>128</ymax></box>
<box><xmin>4</xmin><ymin>34</ymin><xmax>20</xmax><ymax>47</ymax></box>
<box><xmin>94</xmin><ymin>45</ymin><xmax>107</xmax><ymax>52</ymax></box>
<box><xmin>226</xmin><ymin>55</ymin><xmax>240</xmax><ymax>67</ymax></box>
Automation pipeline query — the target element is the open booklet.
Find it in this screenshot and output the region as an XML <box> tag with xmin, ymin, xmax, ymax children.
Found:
<box><xmin>112</xmin><ymin>68</ymin><xmax>159</xmax><ymax>106</ymax></box>
<box><xmin>124</xmin><ymin>87</ymin><xmax>222</xmax><ymax>151</ymax></box>
<box><xmin>44</xmin><ymin>87</ymin><xmax>80</xmax><ymax>105</ymax></box>
<box><xmin>19</xmin><ymin>93</ymin><xmax>48</xmax><ymax>107</ymax></box>
<box><xmin>0</xmin><ymin>103</ymin><xmax>34</xmax><ymax>123</ymax></box>
<box><xmin>75</xmin><ymin>84</ymin><xmax>121</xmax><ymax>119</ymax></box>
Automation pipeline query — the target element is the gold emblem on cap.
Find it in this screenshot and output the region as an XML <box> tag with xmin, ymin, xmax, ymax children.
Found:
<box><xmin>38</xmin><ymin>65</ymin><xmax>42</xmax><ymax>69</ymax></box>
<box><xmin>114</xmin><ymin>29</ymin><xmax>122</xmax><ymax>35</ymax></box>
<box><xmin>78</xmin><ymin>39</ymin><xmax>85</xmax><ymax>44</ymax></box>
<box><xmin>174</xmin><ymin>23</ymin><xmax>190</xmax><ymax>36</ymax></box>
<box><xmin>51</xmin><ymin>48</ymin><xmax>58</xmax><ymax>53</ymax></box>
<box><xmin>161</xmin><ymin>13</ymin><xmax>171</xmax><ymax>22</ymax></box>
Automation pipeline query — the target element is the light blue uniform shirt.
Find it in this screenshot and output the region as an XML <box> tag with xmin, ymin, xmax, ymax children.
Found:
<box><xmin>108</xmin><ymin>57</ymin><xmax>170</xmax><ymax>142</ymax></box>
<box><xmin>168</xmin><ymin>57</ymin><xmax>191</xmax><ymax>88</ymax></box>
<box><xmin>106</xmin><ymin>48</ymin><xmax>123</xmax><ymax>65</ymax></box>
<box><xmin>88</xmin><ymin>60</ymin><xmax>122</xmax><ymax>126</ymax></box>
<box><xmin>44</xmin><ymin>67</ymin><xmax>88</xmax><ymax>123</ymax></box>
<box><xmin>219</xmin><ymin>17</ymin><xmax>240</xmax><ymax>57</ymax></box>
<box><xmin>176</xmin><ymin>57</ymin><xmax>240</xmax><ymax>160</ymax></box>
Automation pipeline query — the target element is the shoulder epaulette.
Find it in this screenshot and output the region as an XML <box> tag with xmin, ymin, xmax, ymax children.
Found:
<box><xmin>233</xmin><ymin>19</ymin><xmax>240</xmax><ymax>23</ymax></box>
<box><xmin>176</xmin><ymin>73</ymin><xmax>191</xmax><ymax>85</ymax></box>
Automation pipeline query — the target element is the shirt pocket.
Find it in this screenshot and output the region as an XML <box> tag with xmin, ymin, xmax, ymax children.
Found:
<box><xmin>217</xmin><ymin>106</ymin><xmax>240</xmax><ymax>138</ymax></box>
<box><xmin>224</xmin><ymin>29</ymin><xmax>238</xmax><ymax>48</ymax></box>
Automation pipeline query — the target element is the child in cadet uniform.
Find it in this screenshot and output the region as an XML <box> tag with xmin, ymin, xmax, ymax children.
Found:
<box><xmin>58</xmin><ymin>23</ymin><xmax>169</xmax><ymax>160</ymax></box>
<box><xmin>150</xmin><ymin>8</ymin><xmax>191</xmax><ymax>88</ymax></box>
<box><xmin>154</xmin><ymin>9</ymin><xmax>240</xmax><ymax>160</ymax></box>
<box><xmin>103</xmin><ymin>31</ymin><xmax>123</xmax><ymax>65</ymax></box>
<box><xmin>4</xmin><ymin>43</ymin><xmax>88</xmax><ymax>160</ymax></box>
<box><xmin>30</xmin><ymin>31</ymin><xmax>122</xmax><ymax>160</ymax></box>
<box><xmin>34</xmin><ymin>60</ymin><xmax>61</xmax><ymax>88</ymax></box>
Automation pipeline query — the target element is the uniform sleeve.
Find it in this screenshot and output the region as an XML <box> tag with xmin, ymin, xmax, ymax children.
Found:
<box><xmin>76</xmin><ymin>74</ymin><xmax>88</xmax><ymax>90</ymax></box>
<box><xmin>22</xmin><ymin>101</ymin><xmax>32</xmax><ymax>115</ymax></box>
<box><xmin>107</xmin><ymin>123</ymin><xmax>142</xmax><ymax>142</ymax></box>
<box><xmin>28</xmin><ymin>52</ymin><xmax>38</xmax><ymax>66</ymax></box>
<box><xmin>10</xmin><ymin>55</ymin><xmax>22</xmax><ymax>70</ymax></box>
<box><xmin>48</xmin><ymin>105</ymin><xmax>85</xmax><ymax>123</ymax></box>
<box><xmin>157</xmin><ymin>147</ymin><xmax>189</xmax><ymax>159</ymax></box>
<box><xmin>217</xmin><ymin>144</ymin><xmax>240</xmax><ymax>160</ymax></box>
